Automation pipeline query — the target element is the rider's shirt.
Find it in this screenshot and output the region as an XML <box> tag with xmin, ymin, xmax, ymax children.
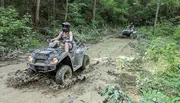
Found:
<box><xmin>60</xmin><ymin>32</ymin><xmax>74</xmax><ymax>49</ymax></box>
<box><xmin>60</xmin><ymin>32</ymin><xmax>70</xmax><ymax>43</ymax></box>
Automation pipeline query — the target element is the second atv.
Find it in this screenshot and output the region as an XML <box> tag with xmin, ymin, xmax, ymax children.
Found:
<box><xmin>120</xmin><ymin>28</ymin><xmax>137</xmax><ymax>39</ymax></box>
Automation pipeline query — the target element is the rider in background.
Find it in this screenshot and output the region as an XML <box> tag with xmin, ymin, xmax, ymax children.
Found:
<box><xmin>51</xmin><ymin>22</ymin><xmax>74</xmax><ymax>53</ymax></box>
<box><xmin>128</xmin><ymin>22</ymin><xmax>134</xmax><ymax>31</ymax></box>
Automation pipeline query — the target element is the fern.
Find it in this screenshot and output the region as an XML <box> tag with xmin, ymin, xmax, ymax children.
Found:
<box><xmin>102</xmin><ymin>85</ymin><xmax>133</xmax><ymax>103</ymax></box>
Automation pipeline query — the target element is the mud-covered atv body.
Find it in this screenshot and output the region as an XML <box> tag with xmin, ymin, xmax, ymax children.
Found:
<box><xmin>26</xmin><ymin>42</ymin><xmax>90</xmax><ymax>84</ymax></box>
<box><xmin>120</xmin><ymin>28</ymin><xmax>137</xmax><ymax>39</ymax></box>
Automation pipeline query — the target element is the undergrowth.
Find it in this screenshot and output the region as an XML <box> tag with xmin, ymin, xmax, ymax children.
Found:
<box><xmin>133</xmin><ymin>23</ymin><xmax>180</xmax><ymax>102</ymax></box>
<box><xmin>115</xmin><ymin>23</ymin><xmax>180</xmax><ymax>102</ymax></box>
<box><xmin>0</xmin><ymin>7</ymin><xmax>43</xmax><ymax>59</ymax></box>
<box><xmin>0</xmin><ymin>7</ymin><xmax>119</xmax><ymax>59</ymax></box>
<box><xmin>101</xmin><ymin>85</ymin><xmax>133</xmax><ymax>103</ymax></box>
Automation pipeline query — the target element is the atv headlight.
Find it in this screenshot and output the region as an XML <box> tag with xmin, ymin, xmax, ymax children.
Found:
<box><xmin>27</xmin><ymin>55</ymin><xmax>33</xmax><ymax>62</ymax></box>
<box><xmin>51</xmin><ymin>58</ymin><xmax>58</xmax><ymax>64</ymax></box>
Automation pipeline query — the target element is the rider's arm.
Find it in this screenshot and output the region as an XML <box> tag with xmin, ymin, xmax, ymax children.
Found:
<box><xmin>51</xmin><ymin>31</ymin><xmax>62</xmax><ymax>41</ymax></box>
<box><xmin>69</xmin><ymin>31</ymin><xmax>73</xmax><ymax>41</ymax></box>
<box><xmin>132</xmin><ymin>25</ymin><xmax>134</xmax><ymax>29</ymax></box>
<box><xmin>131</xmin><ymin>25</ymin><xmax>134</xmax><ymax>30</ymax></box>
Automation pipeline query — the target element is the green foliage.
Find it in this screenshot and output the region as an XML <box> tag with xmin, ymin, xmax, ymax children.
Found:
<box><xmin>136</xmin><ymin>72</ymin><xmax>163</xmax><ymax>91</ymax></box>
<box><xmin>0</xmin><ymin>7</ymin><xmax>42</xmax><ymax>56</ymax></box>
<box><xmin>68</xmin><ymin>2</ymin><xmax>86</xmax><ymax>25</ymax></box>
<box><xmin>38</xmin><ymin>21</ymin><xmax>117</xmax><ymax>44</ymax></box>
<box><xmin>135</xmin><ymin>39</ymin><xmax>151</xmax><ymax>57</ymax></box>
<box><xmin>173</xmin><ymin>25</ymin><xmax>180</xmax><ymax>40</ymax></box>
<box><xmin>139</xmin><ymin>89</ymin><xmax>180</xmax><ymax>103</ymax></box>
<box><xmin>4</xmin><ymin>0</ymin><xmax>180</xmax><ymax>27</ymax></box>
<box><xmin>153</xmin><ymin>22</ymin><xmax>175</xmax><ymax>36</ymax></box>
<box><xmin>99</xmin><ymin>0</ymin><xmax>128</xmax><ymax>24</ymax></box>
<box><xmin>70</xmin><ymin>23</ymin><xmax>119</xmax><ymax>43</ymax></box>
<box><xmin>101</xmin><ymin>85</ymin><xmax>133</xmax><ymax>103</ymax></box>
<box><xmin>128</xmin><ymin>0</ymin><xmax>156</xmax><ymax>25</ymax></box>
<box><xmin>134</xmin><ymin>25</ymin><xmax>180</xmax><ymax>102</ymax></box>
<box><xmin>156</xmin><ymin>59</ymin><xmax>180</xmax><ymax>96</ymax></box>
<box><xmin>145</xmin><ymin>37</ymin><xmax>179</xmax><ymax>64</ymax></box>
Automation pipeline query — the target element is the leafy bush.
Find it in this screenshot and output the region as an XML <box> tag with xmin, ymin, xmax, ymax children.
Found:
<box><xmin>134</xmin><ymin>24</ymin><xmax>180</xmax><ymax>102</ymax></box>
<box><xmin>145</xmin><ymin>37</ymin><xmax>179</xmax><ymax>64</ymax></box>
<box><xmin>136</xmin><ymin>72</ymin><xmax>163</xmax><ymax>91</ymax></box>
<box><xmin>72</xmin><ymin>24</ymin><xmax>118</xmax><ymax>43</ymax></box>
<box><xmin>160</xmin><ymin>67</ymin><xmax>180</xmax><ymax>97</ymax></box>
<box><xmin>136</xmin><ymin>26</ymin><xmax>154</xmax><ymax>40</ymax></box>
<box><xmin>69</xmin><ymin>2</ymin><xmax>86</xmax><ymax>25</ymax></box>
<box><xmin>0</xmin><ymin>7</ymin><xmax>42</xmax><ymax>57</ymax></box>
<box><xmin>173</xmin><ymin>25</ymin><xmax>180</xmax><ymax>40</ymax></box>
<box><xmin>153</xmin><ymin>22</ymin><xmax>175</xmax><ymax>36</ymax></box>
<box><xmin>101</xmin><ymin>85</ymin><xmax>133</xmax><ymax>103</ymax></box>
<box><xmin>139</xmin><ymin>89</ymin><xmax>180</xmax><ymax>103</ymax></box>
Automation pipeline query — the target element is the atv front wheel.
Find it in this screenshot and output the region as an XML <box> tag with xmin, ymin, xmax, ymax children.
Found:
<box><xmin>55</xmin><ymin>65</ymin><xmax>72</xmax><ymax>84</ymax></box>
<box><xmin>27</xmin><ymin>69</ymin><xmax>34</xmax><ymax>76</ymax></box>
<box><xmin>130</xmin><ymin>33</ymin><xmax>137</xmax><ymax>39</ymax></box>
<box><xmin>81</xmin><ymin>55</ymin><xmax>90</xmax><ymax>70</ymax></box>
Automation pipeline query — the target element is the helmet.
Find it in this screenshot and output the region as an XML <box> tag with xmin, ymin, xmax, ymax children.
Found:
<box><xmin>62</xmin><ymin>22</ymin><xmax>71</xmax><ymax>32</ymax></box>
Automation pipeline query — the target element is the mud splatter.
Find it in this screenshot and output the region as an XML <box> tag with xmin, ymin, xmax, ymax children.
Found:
<box><xmin>6</xmin><ymin>69</ymin><xmax>86</xmax><ymax>91</ymax></box>
<box><xmin>0</xmin><ymin>38</ymin><xmax>140</xmax><ymax>103</ymax></box>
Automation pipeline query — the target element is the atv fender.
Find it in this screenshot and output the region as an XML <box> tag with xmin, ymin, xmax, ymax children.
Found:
<box><xmin>56</xmin><ymin>52</ymin><xmax>73</xmax><ymax>72</ymax></box>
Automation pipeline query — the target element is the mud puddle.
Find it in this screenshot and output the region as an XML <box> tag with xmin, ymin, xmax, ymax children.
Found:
<box><xmin>6</xmin><ymin>69</ymin><xmax>86</xmax><ymax>92</ymax></box>
<box><xmin>0</xmin><ymin>37</ymin><xmax>140</xmax><ymax>103</ymax></box>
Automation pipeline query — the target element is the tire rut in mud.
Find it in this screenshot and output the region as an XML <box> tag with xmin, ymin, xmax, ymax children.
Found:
<box><xmin>4</xmin><ymin>58</ymin><xmax>116</xmax><ymax>93</ymax></box>
<box><xmin>5</xmin><ymin>69</ymin><xmax>86</xmax><ymax>91</ymax></box>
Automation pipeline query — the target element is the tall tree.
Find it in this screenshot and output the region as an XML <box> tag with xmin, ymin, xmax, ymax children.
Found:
<box><xmin>64</xmin><ymin>0</ymin><xmax>68</xmax><ymax>21</ymax></box>
<box><xmin>1</xmin><ymin>0</ymin><xmax>4</xmax><ymax>8</ymax></box>
<box><xmin>92</xmin><ymin>0</ymin><xmax>96</xmax><ymax>21</ymax></box>
<box><xmin>35</xmin><ymin>0</ymin><xmax>40</xmax><ymax>27</ymax></box>
<box><xmin>53</xmin><ymin>0</ymin><xmax>56</xmax><ymax>20</ymax></box>
<box><xmin>154</xmin><ymin>0</ymin><xmax>160</xmax><ymax>27</ymax></box>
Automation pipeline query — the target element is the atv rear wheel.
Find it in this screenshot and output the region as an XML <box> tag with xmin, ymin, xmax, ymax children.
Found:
<box><xmin>55</xmin><ymin>65</ymin><xmax>72</xmax><ymax>84</ymax></box>
<box><xmin>81</xmin><ymin>55</ymin><xmax>90</xmax><ymax>70</ymax></box>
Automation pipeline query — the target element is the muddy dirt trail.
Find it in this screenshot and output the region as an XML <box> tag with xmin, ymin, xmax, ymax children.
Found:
<box><xmin>0</xmin><ymin>37</ymin><xmax>139</xmax><ymax>103</ymax></box>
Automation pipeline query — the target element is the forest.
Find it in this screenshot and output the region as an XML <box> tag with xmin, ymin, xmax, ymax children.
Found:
<box><xmin>0</xmin><ymin>0</ymin><xmax>180</xmax><ymax>102</ymax></box>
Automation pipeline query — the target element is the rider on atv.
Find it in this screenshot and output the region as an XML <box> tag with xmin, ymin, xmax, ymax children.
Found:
<box><xmin>128</xmin><ymin>22</ymin><xmax>135</xmax><ymax>31</ymax></box>
<box><xmin>51</xmin><ymin>22</ymin><xmax>74</xmax><ymax>53</ymax></box>
<box><xmin>26</xmin><ymin>22</ymin><xmax>90</xmax><ymax>84</ymax></box>
<box><xmin>121</xmin><ymin>22</ymin><xmax>137</xmax><ymax>38</ymax></box>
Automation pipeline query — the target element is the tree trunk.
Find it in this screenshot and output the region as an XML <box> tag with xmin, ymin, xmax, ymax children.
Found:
<box><xmin>53</xmin><ymin>0</ymin><xmax>56</xmax><ymax>20</ymax></box>
<box><xmin>92</xmin><ymin>0</ymin><xmax>97</xmax><ymax>21</ymax></box>
<box><xmin>64</xmin><ymin>0</ymin><xmax>68</xmax><ymax>21</ymax></box>
<box><xmin>1</xmin><ymin>0</ymin><xmax>4</xmax><ymax>8</ymax></box>
<box><xmin>154</xmin><ymin>0</ymin><xmax>160</xmax><ymax>27</ymax></box>
<box><xmin>35</xmin><ymin>0</ymin><xmax>40</xmax><ymax>27</ymax></box>
<box><xmin>47</xmin><ymin>0</ymin><xmax>49</xmax><ymax>22</ymax></box>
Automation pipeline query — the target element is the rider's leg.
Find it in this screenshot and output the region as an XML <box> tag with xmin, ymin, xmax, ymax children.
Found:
<box><xmin>65</xmin><ymin>42</ymin><xmax>72</xmax><ymax>53</ymax></box>
<box><xmin>59</xmin><ymin>42</ymin><xmax>64</xmax><ymax>47</ymax></box>
<box><xmin>54</xmin><ymin>40</ymin><xmax>60</xmax><ymax>46</ymax></box>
